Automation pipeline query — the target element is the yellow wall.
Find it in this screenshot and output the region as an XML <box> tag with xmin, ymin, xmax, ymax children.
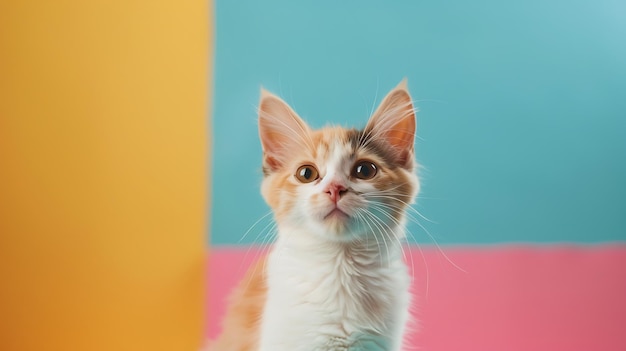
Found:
<box><xmin>0</xmin><ymin>1</ymin><xmax>210</xmax><ymax>350</ymax></box>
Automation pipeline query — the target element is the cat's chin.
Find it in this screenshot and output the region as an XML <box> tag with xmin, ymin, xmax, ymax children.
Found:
<box><xmin>303</xmin><ymin>204</ymin><xmax>353</xmax><ymax>237</ymax></box>
<box><xmin>310</xmin><ymin>215</ymin><xmax>366</xmax><ymax>243</ymax></box>
<box><xmin>323</xmin><ymin>208</ymin><xmax>349</xmax><ymax>221</ymax></box>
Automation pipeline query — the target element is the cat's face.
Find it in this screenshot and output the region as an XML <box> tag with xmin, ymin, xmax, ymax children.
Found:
<box><xmin>258</xmin><ymin>81</ymin><xmax>419</xmax><ymax>242</ymax></box>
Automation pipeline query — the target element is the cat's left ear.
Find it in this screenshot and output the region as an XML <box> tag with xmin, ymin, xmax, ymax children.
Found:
<box><xmin>364</xmin><ymin>79</ymin><xmax>416</xmax><ymax>169</ymax></box>
<box><xmin>258</xmin><ymin>89</ymin><xmax>312</xmax><ymax>172</ymax></box>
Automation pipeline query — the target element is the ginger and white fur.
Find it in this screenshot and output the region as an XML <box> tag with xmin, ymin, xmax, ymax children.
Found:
<box><xmin>210</xmin><ymin>80</ymin><xmax>419</xmax><ymax>351</ymax></box>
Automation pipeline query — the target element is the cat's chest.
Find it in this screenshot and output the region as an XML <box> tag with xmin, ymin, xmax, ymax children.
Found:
<box><xmin>260</xmin><ymin>243</ymin><xmax>410</xmax><ymax>351</ymax></box>
<box><xmin>266</xmin><ymin>246</ymin><xmax>402</xmax><ymax>333</ymax></box>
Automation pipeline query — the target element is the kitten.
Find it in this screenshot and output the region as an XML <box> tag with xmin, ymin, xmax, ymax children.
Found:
<box><xmin>210</xmin><ymin>80</ymin><xmax>419</xmax><ymax>351</ymax></box>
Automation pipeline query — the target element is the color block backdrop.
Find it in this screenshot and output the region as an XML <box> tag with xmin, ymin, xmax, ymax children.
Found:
<box><xmin>1</xmin><ymin>1</ymin><xmax>210</xmax><ymax>350</ymax></box>
<box><xmin>208</xmin><ymin>1</ymin><xmax>626</xmax><ymax>350</ymax></box>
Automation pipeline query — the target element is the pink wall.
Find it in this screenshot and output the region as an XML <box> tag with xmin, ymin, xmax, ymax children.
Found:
<box><xmin>208</xmin><ymin>245</ymin><xmax>626</xmax><ymax>350</ymax></box>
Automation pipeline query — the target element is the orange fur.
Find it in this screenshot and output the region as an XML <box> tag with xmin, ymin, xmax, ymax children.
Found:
<box><xmin>261</xmin><ymin>127</ymin><xmax>354</xmax><ymax>221</ymax></box>
<box><xmin>261</xmin><ymin>125</ymin><xmax>416</xmax><ymax>229</ymax></box>
<box><xmin>208</xmin><ymin>256</ymin><xmax>267</xmax><ymax>351</ymax></box>
<box><xmin>211</xmin><ymin>81</ymin><xmax>418</xmax><ymax>350</ymax></box>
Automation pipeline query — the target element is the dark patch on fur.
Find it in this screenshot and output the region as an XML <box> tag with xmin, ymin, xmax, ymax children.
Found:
<box><xmin>348</xmin><ymin>128</ymin><xmax>398</xmax><ymax>168</ymax></box>
<box><xmin>345</xmin><ymin>129</ymin><xmax>360</xmax><ymax>160</ymax></box>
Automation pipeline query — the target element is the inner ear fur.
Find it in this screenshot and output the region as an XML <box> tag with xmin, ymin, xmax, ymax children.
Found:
<box><xmin>258</xmin><ymin>89</ymin><xmax>311</xmax><ymax>172</ymax></box>
<box><xmin>364</xmin><ymin>80</ymin><xmax>416</xmax><ymax>169</ymax></box>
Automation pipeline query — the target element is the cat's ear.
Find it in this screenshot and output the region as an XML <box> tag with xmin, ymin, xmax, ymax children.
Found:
<box><xmin>364</xmin><ymin>79</ymin><xmax>416</xmax><ymax>169</ymax></box>
<box><xmin>258</xmin><ymin>88</ymin><xmax>312</xmax><ymax>172</ymax></box>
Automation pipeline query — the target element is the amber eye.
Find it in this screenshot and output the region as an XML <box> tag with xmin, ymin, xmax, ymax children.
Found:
<box><xmin>295</xmin><ymin>165</ymin><xmax>319</xmax><ymax>183</ymax></box>
<box><xmin>352</xmin><ymin>160</ymin><xmax>378</xmax><ymax>180</ymax></box>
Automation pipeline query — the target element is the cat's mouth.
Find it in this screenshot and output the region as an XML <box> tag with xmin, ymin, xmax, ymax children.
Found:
<box><xmin>323</xmin><ymin>207</ymin><xmax>349</xmax><ymax>220</ymax></box>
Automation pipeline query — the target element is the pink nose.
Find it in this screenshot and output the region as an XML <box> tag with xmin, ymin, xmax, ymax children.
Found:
<box><xmin>325</xmin><ymin>182</ymin><xmax>347</xmax><ymax>203</ymax></box>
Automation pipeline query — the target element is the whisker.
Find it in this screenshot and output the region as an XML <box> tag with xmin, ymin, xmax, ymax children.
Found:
<box><xmin>365</xmin><ymin>206</ymin><xmax>416</xmax><ymax>285</ymax></box>
<box><xmin>238</xmin><ymin>211</ymin><xmax>274</xmax><ymax>243</ymax></box>
<box><xmin>240</xmin><ymin>220</ymin><xmax>277</xmax><ymax>289</ymax></box>
<box><xmin>364</xmin><ymin>208</ymin><xmax>411</xmax><ymax>273</ymax></box>
<box><xmin>238</xmin><ymin>212</ymin><xmax>275</xmax><ymax>272</ymax></box>
<box><xmin>368</xmin><ymin>199</ymin><xmax>466</xmax><ymax>274</ymax></box>
<box><xmin>367</xmin><ymin>203</ymin><xmax>431</xmax><ymax>298</ymax></box>
<box><xmin>355</xmin><ymin>210</ymin><xmax>384</xmax><ymax>267</ymax></box>
<box><xmin>366</xmin><ymin>194</ymin><xmax>437</xmax><ymax>224</ymax></box>
<box><xmin>360</xmin><ymin>209</ymin><xmax>393</xmax><ymax>266</ymax></box>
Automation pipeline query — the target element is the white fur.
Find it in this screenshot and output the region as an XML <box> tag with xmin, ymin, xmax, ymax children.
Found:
<box><xmin>257</xmin><ymin>82</ymin><xmax>418</xmax><ymax>351</ymax></box>
<box><xmin>259</xmin><ymin>139</ymin><xmax>415</xmax><ymax>351</ymax></box>
<box><xmin>259</xmin><ymin>227</ymin><xmax>411</xmax><ymax>351</ymax></box>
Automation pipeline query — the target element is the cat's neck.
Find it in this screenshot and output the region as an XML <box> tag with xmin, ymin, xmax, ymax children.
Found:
<box><xmin>273</xmin><ymin>224</ymin><xmax>406</xmax><ymax>266</ymax></box>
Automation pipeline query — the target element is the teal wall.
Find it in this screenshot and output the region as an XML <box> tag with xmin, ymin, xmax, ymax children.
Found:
<box><xmin>210</xmin><ymin>0</ymin><xmax>626</xmax><ymax>245</ymax></box>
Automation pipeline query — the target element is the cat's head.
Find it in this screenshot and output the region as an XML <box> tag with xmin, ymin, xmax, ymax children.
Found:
<box><xmin>258</xmin><ymin>80</ymin><xmax>419</xmax><ymax>243</ymax></box>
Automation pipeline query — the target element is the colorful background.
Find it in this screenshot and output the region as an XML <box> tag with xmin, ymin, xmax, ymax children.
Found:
<box><xmin>209</xmin><ymin>1</ymin><xmax>626</xmax><ymax>350</ymax></box>
<box><xmin>1</xmin><ymin>1</ymin><xmax>208</xmax><ymax>350</ymax></box>
<box><xmin>1</xmin><ymin>0</ymin><xmax>625</xmax><ymax>350</ymax></box>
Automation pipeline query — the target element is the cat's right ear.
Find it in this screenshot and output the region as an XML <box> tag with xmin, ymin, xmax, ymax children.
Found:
<box><xmin>258</xmin><ymin>88</ymin><xmax>311</xmax><ymax>172</ymax></box>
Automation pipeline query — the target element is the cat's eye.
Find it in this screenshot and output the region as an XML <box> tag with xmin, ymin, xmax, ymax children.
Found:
<box><xmin>295</xmin><ymin>165</ymin><xmax>319</xmax><ymax>183</ymax></box>
<box><xmin>352</xmin><ymin>160</ymin><xmax>378</xmax><ymax>180</ymax></box>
